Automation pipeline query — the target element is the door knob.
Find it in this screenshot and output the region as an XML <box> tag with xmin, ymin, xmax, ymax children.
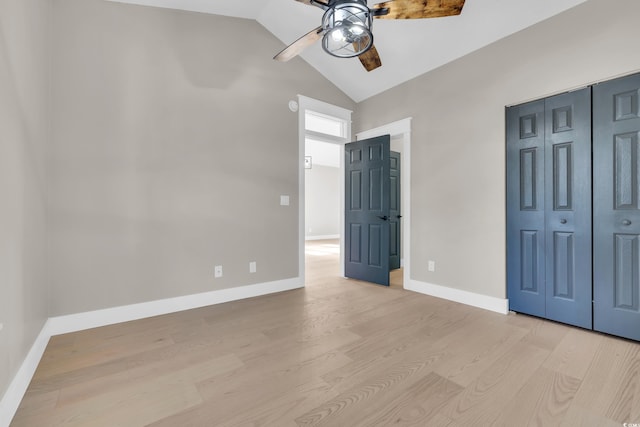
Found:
<box><xmin>377</xmin><ymin>215</ymin><xmax>389</xmax><ymax>221</ymax></box>
<box><xmin>560</xmin><ymin>219</ymin><xmax>567</xmax><ymax>224</ymax></box>
<box><xmin>622</xmin><ymin>219</ymin><xmax>632</xmax><ymax>226</ymax></box>
<box><xmin>397</xmin><ymin>215</ymin><xmax>403</xmax><ymax>219</ymax></box>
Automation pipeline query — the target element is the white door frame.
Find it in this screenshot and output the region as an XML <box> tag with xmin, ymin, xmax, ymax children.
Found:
<box><xmin>356</xmin><ymin>118</ymin><xmax>412</xmax><ymax>287</ymax></box>
<box><xmin>297</xmin><ymin>95</ymin><xmax>352</xmax><ymax>283</ymax></box>
<box><xmin>296</xmin><ymin>95</ymin><xmax>411</xmax><ymax>287</ymax></box>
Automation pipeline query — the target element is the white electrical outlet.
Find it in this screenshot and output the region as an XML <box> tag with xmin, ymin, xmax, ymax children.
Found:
<box><xmin>215</xmin><ymin>265</ymin><xmax>223</xmax><ymax>278</ymax></box>
<box><xmin>280</xmin><ymin>195</ymin><xmax>290</xmax><ymax>206</ymax></box>
<box><xmin>249</xmin><ymin>261</ymin><xmax>257</xmax><ymax>273</ymax></box>
<box><xmin>428</xmin><ymin>260</ymin><xmax>436</xmax><ymax>272</ymax></box>
<box><xmin>0</xmin><ymin>323</ymin><xmax>3</xmax><ymax>332</ymax></box>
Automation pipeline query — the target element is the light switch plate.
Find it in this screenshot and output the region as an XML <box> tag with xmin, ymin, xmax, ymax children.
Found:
<box><xmin>249</xmin><ymin>261</ymin><xmax>257</xmax><ymax>273</ymax></box>
<box><xmin>280</xmin><ymin>195</ymin><xmax>290</xmax><ymax>206</ymax></box>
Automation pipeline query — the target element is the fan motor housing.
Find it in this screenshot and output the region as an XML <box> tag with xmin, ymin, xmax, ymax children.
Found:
<box><xmin>321</xmin><ymin>0</ymin><xmax>373</xmax><ymax>58</ymax></box>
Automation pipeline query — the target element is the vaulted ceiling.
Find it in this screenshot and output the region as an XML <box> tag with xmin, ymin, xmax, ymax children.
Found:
<box><xmin>107</xmin><ymin>0</ymin><xmax>589</xmax><ymax>102</ymax></box>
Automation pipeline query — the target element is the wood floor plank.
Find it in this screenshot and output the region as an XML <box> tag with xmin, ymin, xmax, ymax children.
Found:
<box><xmin>215</xmin><ymin>377</ymin><xmax>338</xmax><ymax>427</ymax></box>
<box><xmin>571</xmin><ymin>335</ymin><xmax>640</xmax><ymax>423</ymax></box>
<box><xmin>295</xmin><ymin>359</ymin><xmax>442</xmax><ymax>426</ymax></box>
<box><xmin>439</xmin><ymin>343</ymin><xmax>551</xmax><ymax>425</ymax></box>
<box><xmin>432</xmin><ymin>317</ymin><xmax>529</xmax><ymax>387</ymax></box>
<box><xmin>494</xmin><ymin>367</ymin><xmax>581</xmax><ymax>426</ymax></box>
<box><xmin>354</xmin><ymin>372</ymin><xmax>463</xmax><ymax>426</ymax></box>
<box><xmin>542</xmin><ymin>327</ymin><xmax>604</xmax><ymax>380</ymax></box>
<box><xmin>10</xmin><ymin>239</ymin><xmax>640</xmax><ymax>426</ymax></box>
<box><xmin>502</xmin><ymin>313</ymin><xmax>570</xmax><ymax>351</ymax></box>
<box><xmin>560</xmin><ymin>404</ymin><xmax>627</xmax><ymax>427</ymax></box>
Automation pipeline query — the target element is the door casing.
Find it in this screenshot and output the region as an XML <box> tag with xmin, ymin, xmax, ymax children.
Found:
<box><xmin>296</xmin><ymin>96</ymin><xmax>411</xmax><ymax>287</ymax></box>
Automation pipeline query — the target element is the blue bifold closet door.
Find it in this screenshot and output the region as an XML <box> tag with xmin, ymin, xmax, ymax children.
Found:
<box><xmin>507</xmin><ymin>88</ymin><xmax>592</xmax><ymax>329</ymax></box>
<box><xmin>593</xmin><ymin>73</ymin><xmax>640</xmax><ymax>341</ymax></box>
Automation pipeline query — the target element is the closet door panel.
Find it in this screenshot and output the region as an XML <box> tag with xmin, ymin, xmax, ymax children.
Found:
<box><xmin>594</xmin><ymin>72</ymin><xmax>640</xmax><ymax>341</ymax></box>
<box><xmin>507</xmin><ymin>100</ymin><xmax>546</xmax><ymax>317</ymax></box>
<box><xmin>544</xmin><ymin>88</ymin><xmax>592</xmax><ymax>329</ymax></box>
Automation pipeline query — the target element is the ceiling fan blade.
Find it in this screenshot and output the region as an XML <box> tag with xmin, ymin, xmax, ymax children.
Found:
<box><xmin>358</xmin><ymin>45</ymin><xmax>382</xmax><ymax>72</ymax></box>
<box><xmin>274</xmin><ymin>26</ymin><xmax>324</xmax><ymax>62</ymax></box>
<box><xmin>294</xmin><ymin>0</ymin><xmax>328</xmax><ymax>6</ymax></box>
<box><xmin>373</xmin><ymin>0</ymin><xmax>465</xmax><ymax>19</ymax></box>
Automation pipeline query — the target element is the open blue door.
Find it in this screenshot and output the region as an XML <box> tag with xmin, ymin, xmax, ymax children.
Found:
<box><xmin>389</xmin><ymin>151</ymin><xmax>401</xmax><ymax>271</ymax></box>
<box><xmin>345</xmin><ymin>135</ymin><xmax>391</xmax><ymax>286</ymax></box>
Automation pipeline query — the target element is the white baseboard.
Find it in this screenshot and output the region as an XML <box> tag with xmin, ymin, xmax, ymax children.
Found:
<box><xmin>305</xmin><ymin>234</ymin><xmax>339</xmax><ymax>241</ymax></box>
<box><xmin>0</xmin><ymin>277</ymin><xmax>303</xmax><ymax>426</ymax></box>
<box><xmin>405</xmin><ymin>279</ymin><xmax>508</xmax><ymax>315</ymax></box>
<box><xmin>47</xmin><ymin>277</ymin><xmax>303</xmax><ymax>336</ymax></box>
<box><xmin>0</xmin><ymin>321</ymin><xmax>52</xmax><ymax>427</ymax></box>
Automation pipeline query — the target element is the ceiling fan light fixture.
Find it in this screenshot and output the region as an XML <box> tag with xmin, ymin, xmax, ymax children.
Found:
<box><xmin>321</xmin><ymin>0</ymin><xmax>373</xmax><ymax>58</ymax></box>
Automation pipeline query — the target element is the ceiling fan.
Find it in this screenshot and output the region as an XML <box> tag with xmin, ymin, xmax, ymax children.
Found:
<box><xmin>273</xmin><ymin>0</ymin><xmax>466</xmax><ymax>72</ymax></box>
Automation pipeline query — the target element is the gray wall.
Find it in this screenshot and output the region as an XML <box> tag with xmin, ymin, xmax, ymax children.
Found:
<box><xmin>48</xmin><ymin>0</ymin><xmax>355</xmax><ymax>315</ymax></box>
<box><xmin>0</xmin><ymin>0</ymin><xmax>50</xmax><ymax>400</ymax></box>
<box><xmin>354</xmin><ymin>0</ymin><xmax>640</xmax><ymax>300</ymax></box>
<box><xmin>305</xmin><ymin>165</ymin><xmax>340</xmax><ymax>239</ymax></box>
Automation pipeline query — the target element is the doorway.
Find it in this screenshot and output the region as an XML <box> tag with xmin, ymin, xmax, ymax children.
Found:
<box><xmin>356</xmin><ymin>119</ymin><xmax>412</xmax><ymax>290</ymax></box>
<box><xmin>297</xmin><ymin>96</ymin><xmax>411</xmax><ymax>289</ymax></box>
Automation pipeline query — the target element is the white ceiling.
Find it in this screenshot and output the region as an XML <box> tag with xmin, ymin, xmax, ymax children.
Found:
<box><xmin>107</xmin><ymin>0</ymin><xmax>589</xmax><ymax>102</ymax></box>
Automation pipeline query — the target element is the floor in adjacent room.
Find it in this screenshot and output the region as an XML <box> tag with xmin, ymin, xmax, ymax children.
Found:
<box><xmin>10</xmin><ymin>240</ymin><xmax>640</xmax><ymax>426</ymax></box>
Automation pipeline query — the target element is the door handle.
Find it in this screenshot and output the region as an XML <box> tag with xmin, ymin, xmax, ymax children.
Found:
<box><xmin>377</xmin><ymin>215</ymin><xmax>389</xmax><ymax>221</ymax></box>
<box><xmin>622</xmin><ymin>219</ymin><xmax>632</xmax><ymax>226</ymax></box>
<box><xmin>560</xmin><ymin>219</ymin><xmax>567</xmax><ymax>224</ymax></box>
<box><xmin>397</xmin><ymin>215</ymin><xmax>403</xmax><ymax>219</ymax></box>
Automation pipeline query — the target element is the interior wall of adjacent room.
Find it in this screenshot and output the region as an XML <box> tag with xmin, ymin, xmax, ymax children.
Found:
<box><xmin>353</xmin><ymin>0</ymin><xmax>640</xmax><ymax>300</ymax></box>
<box><xmin>49</xmin><ymin>0</ymin><xmax>355</xmax><ymax>316</ymax></box>
<box><xmin>305</xmin><ymin>164</ymin><xmax>340</xmax><ymax>239</ymax></box>
<box><xmin>0</xmin><ymin>0</ymin><xmax>51</xmax><ymax>399</ymax></box>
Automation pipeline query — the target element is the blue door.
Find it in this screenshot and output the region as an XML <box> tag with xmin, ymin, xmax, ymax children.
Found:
<box><xmin>507</xmin><ymin>99</ymin><xmax>546</xmax><ymax>318</ymax></box>
<box><xmin>593</xmin><ymin>72</ymin><xmax>640</xmax><ymax>341</ymax></box>
<box><xmin>507</xmin><ymin>88</ymin><xmax>592</xmax><ymax>329</ymax></box>
<box><xmin>345</xmin><ymin>136</ymin><xmax>391</xmax><ymax>286</ymax></box>
<box><xmin>543</xmin><ymin>89</ymin><xmax>592</xmax><ymax>329</ymax></box>
<box><xmin>389</xmin><ymin>151</ymin><xmax>401</xmax><ymax>271</ymax></box>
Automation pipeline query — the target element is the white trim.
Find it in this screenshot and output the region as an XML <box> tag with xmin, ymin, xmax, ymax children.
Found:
<box><xmin>0</xmin><ymin>278</ymin><xmax>303</xmax><ymax>426</ymax></box>
<box><xmin>356</xmin><ymin>118</ymin><xmax>412</xmax><ymax>287</ymax></box>
<box><xmin>297</xmin><ymin>97</ymin><xmax>307</xmax><ymax>284</ymax></box>
<box><xmin>297</xmin><ymin>95</ymin><xmax>352</xmax><ymax>283</ymax></box>
<box><xmin>47</xmin><ymin>277</ymin><xmax>302</xmax><ymax>336</ymax></box>
<box><xmin>305</xmin><ymin>234</ymin><xmax>340</xmax><ymax>241</ymax></box>
<box><xmin>0</xmin><ymin>322</ymin><xmax>52</xmax><ymax>427</ymax></box>
<box><xmin>356</xmin><ymin>118</ymin><xmax>412</xmax><ymax>141</ymax></box>
<box><xmin>406</xmin><ymin>279</ymin><xmax>509</xmax><ymax>315</ymax></box>
<box><xmin>297</xmin><ymin>95</ymin><xmax>353</xmax><ymax>118</ymax></box>
<box><xmin>305</xmin><ymin>130</ymin><xmax>346</xmax><ymax>145</ymax></box>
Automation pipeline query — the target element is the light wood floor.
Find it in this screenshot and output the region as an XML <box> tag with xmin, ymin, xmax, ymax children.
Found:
<box><xmin>11</xmin><ymin>240</ymin><xmax>640</xmax><ymax>426</ymax></box>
